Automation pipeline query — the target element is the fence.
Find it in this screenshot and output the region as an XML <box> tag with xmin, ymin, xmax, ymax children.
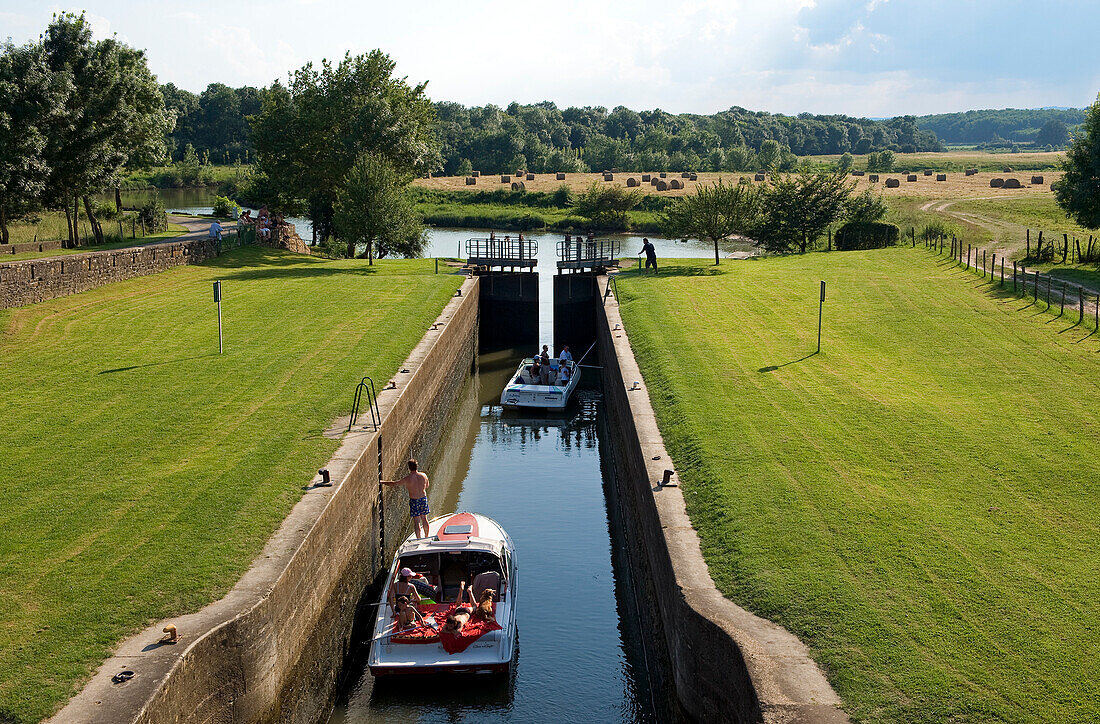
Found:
<box><xmin>921</xmin><ymin>234</ymin><xmax>1100</xmax><ymax>331</ymax></box>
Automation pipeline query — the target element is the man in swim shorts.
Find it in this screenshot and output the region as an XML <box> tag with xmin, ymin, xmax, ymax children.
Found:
<box><xmin>382</xmin><ymin>459</ymin><xmax>431</xmax><ymax>538</ymax></box>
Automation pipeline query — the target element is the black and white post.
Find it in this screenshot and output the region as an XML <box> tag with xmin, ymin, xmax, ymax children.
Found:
<box><xmin>817</xmin><ymin>280</ymin><xmax>825</xmax><ymax>354</ymax></box>
<box><xmin>213</xmin><ymin>280</ymin><xmax>223</xmax><ymax>354</ymax></box>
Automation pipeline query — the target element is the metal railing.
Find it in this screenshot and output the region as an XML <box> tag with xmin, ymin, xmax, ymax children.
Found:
<box><xmin>465</xmin><ymin>237</ymin><xmax>538</xmax><ymax>264</ymax></box>
<box><xmin>556</xmin><ymin>237</ymin><xmax>620</xmax><ymax>266</ymax></box>
<box><xmin>348</xmin><ymin>376</ymin><xmax>380</xmax><ymax>432</ymax></box>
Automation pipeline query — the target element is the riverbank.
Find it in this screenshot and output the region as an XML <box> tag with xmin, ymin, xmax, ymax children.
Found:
<box><xmin>614</xmin><ymin>251</ymin><xmax>1100</xmax><ymax>723</ymax></box>
<box><xmin>0</xmin><ymin>249</ymin><xmax>463</xmax><ymax>723</ymax></box>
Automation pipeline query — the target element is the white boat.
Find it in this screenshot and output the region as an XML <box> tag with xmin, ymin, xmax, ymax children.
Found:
<box><xmin>367</xmin><ymin>512</ymin><xmax>518</xmax><ymax>676</ymax></box>
<box><xmin>500</xmin><ymin>357</ymin><xmax>580</xmax><ymax>410</ymax></box>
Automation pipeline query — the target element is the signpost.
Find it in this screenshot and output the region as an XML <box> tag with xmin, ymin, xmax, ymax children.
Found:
<box><xmin>213</xmin><ymin>280</ymin><xmax>223</xmax><ymax>354</ymax></box>
<box><xmin>817</xmin><ymin>280</ymin><xmax>825</xmax><ymax>354</ymax></box>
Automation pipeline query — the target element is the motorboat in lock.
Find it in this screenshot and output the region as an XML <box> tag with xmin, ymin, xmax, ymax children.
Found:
<box><xmin>367</xmin><ymin>512</ymin><xmax>517</xmax><ymax>675</ymax></box>
<box><xmin>500</xmin><ymin>357</ymin><xmax>580</xmax><ymax>410</ymax></box>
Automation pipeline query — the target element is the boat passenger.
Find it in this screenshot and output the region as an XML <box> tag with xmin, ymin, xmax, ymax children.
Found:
<box><xmin>390</xmin><ymin>567</ymin><xmax>427</xmax><ymax>606</ymax></box>
<box><xmin>528</xmin><ymin>359</ymin><xmax>541</xmax><ymax>384</ymax></box>
<box><xmin>559</xmin><ymin>365</ymin><xmax>571</xmax><ymax>385</ymax></box>
<box><xmin>394</xmin><ymin>595</ymin><xmax>427</xmax><ymax>629</ymax></box>
<box><xmin>558</xmin><ymin>345</ymin><xmax>573</xmax><ymax>362</ymax></box>
<box><xmin>441</xmin><ymin>582</ymin><xmax>476</xmax><ymax>635</ymax></box>
<box><xmin>539</xmin><ymin>345</ymin><xmax>551</xmax><ymax>364</ymax></box>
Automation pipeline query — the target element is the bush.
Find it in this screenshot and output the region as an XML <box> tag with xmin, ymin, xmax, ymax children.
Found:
<box><xmin>834</xmin><ymin>222</ymin><xmax>899</xmax><ymax>250</ymax></box>
<box><xmin>919</xmin><ymin>219</ymin><xmax>960</xmax><ymax>242</ymax></box>
<box><xmin>212</xmin><ymin>195</ymin><xmax>239</xmax><ymax>218</ymax></box>
<box><xmin>138</xmin><ymin>193</ymin><xmax>167</xmax><ymax>233</ymax></box>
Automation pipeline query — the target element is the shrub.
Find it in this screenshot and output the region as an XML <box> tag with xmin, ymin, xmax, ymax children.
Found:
<box><xmin>834</xmin><ymin>222</ymin><xmax>900</xmax><ymax>250</ymax></box>
<box><xmin>212</xmin><ymin>195</ymin><xmax>239</xmax><ymax>218</ymax></box>
<box><xmin>138</xmin><ymin>193</ymin><xmax>167</xmax><ymax>233</ymax></box>
<box><xmin>919</xmin><ymin>219</ymin><xmax>960</xmax><ymax>242</ymax></box>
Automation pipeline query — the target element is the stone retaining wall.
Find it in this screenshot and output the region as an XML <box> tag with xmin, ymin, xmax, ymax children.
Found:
<box><xmin>596</xmin><ymin>276</ymin><xmax>847</xmax><ymax>724</ymax></box>
<box><xmin>1</xmin><ymin>239</ymin><xmax>63</xmax><ymax>256</ymax></box>
<box><xmin>51</xmin><ymin>276</ymin><xmax>479</xmax><ymax>724</ymax></box>
<box><xmin>0</xmin><ymin>238</ymin><xmax>218</xmax><ymax>310</ymax></box>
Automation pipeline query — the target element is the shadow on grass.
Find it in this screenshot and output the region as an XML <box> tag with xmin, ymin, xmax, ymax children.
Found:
<box><xmin>759</xmin><ymin>351</ymin><xmax>818</xmax><ymax>373</ymax></box>
<box><xmin>617</xmin><ymin>264</ymin><xmax>726</xmax><ymax>280</ymax></box>
<box><xmin>100</xmin><ymin>353</ymin><xmax>219</xmax><ymax>374</ymax></box>
<box><xmin>204</xmin><ymin>246</ymin><xmax>381</xmax><ymax>281</ymax></box>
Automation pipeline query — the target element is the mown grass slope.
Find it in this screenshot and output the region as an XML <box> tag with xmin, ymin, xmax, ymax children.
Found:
<box><xmin>0</xmin><ymin>248</ymin><xmax>462</xmax><ymax>722</ymax></box>
<box><xmin>615</xmin><ymin>251</ymin><xmax>1099</xmax><ymax>723</ymax></box>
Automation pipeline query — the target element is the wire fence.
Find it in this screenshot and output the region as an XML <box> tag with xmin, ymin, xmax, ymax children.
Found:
<box><xmin>920</xmin><ymin>234</ymin><xmax>1100</xmax><ymax>332</ymax></box>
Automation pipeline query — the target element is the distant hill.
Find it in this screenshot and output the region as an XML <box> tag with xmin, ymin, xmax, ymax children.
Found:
<box><xmin>914</xmin><ymin>108</ymin><xmax>1086</xmax><ymax>145</ymax></box>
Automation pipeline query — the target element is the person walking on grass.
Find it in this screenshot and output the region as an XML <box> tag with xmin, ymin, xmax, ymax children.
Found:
<box><xmin>639</xmin><ymin>237</ymin><xmax>657</xmax><ymax>273</ymax></box>
<box><xmin>382</xmin><ymin>459</ymin><xmax>431</xmax><ymax>538</ymax></box>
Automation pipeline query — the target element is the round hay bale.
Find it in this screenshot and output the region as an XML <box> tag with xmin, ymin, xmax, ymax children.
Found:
<box><xmin>659</xmin><ymin>172</ymin><xmax>667</xmax><ymax>178</ymax></box>
<box><xmin>465</xmin><ymin>176</ymin><xmax>477</xmax><ymax>185</ymax></box>
<box><xmin>511</xmin><ymin>182</ymin><xmax>520</xmax><ymax>190</ymax></box>
<box><xmin>603</xmin><ymin>173</ymin><xmax>614</xmax><ymax>181</ymax></box>
<box><xmin>650</xmin><ymin>177</ymin><xmax>660</xmax><ymax>186</ymax></box>
<box><xmin>868</xmin><ymin>174</ymin><xmax>879</xmax><ymax>183</ymax></box>
<box><xmin>656</xmin><ymin>180</ymin><xmax>668</xmax><ymax>191</ymax></box>
<box><xmin>689</xmin><ymin>173</ymin><xmax>698</xmax><ymax>181</ymax></box>
<box><xmin>923</xmin><ymin>169</ymin><xmax>934</xmax><ymax>176</ymax></box>
<box><xmin>885</xmin><ymin>178</ymin><xmax>900</xmax><ymax>188</ymax></box>
<box><xmin>907</xmin><ymin>174</ymin><xmax>918</xmax><ymax>182</ymax></box>
<box><xmin>642</xmin><ymin>174</ymin><xmax>651</xmax><ymax>182</ymax></box>
<box><xmin>852</xmin><ymin>171</ymin><xmax>865</xmax><ymax>176</ymax></box>
<box><xmin>936</xmin><ymin>174</ymin><xmax>947</xmax><ymax>181</ymax></box>
<box><xmin>516</xmin><ymin>169</ymin><xmax>525</xmax><ymax>176</ymax></box>
<box><xmin>1003</xmin><ymin>166</ymin><xmax>1014</xmax><ymax>173</ymax></box>
<box><xmin>669</xmin><ymin>179</ymin><xmax>683</xmax><ymax>189</ymax></box>
<box><xmin>1031</xmin><ymin>175</ymin><xmax>1044</xmax><ymax>185</ymax></box>
<box><xmin>1003</xmin><ymin>178</ymin><xmax>1022</xmax><ymax>189</ymax></box>
<box><xmin>965</xmin><ymin>168</ymin><xmax>977</xmax><ymax>176</ymax></box>
<box><xmin>754</xmin><ymin>173</ymin><xmax>765</xmax><ymax>182</ymax></box>
<box><xmin>681</xmin><ymin>172</ymin><xmax>691</xmax><ymax>178</ymax></box>
<box><xmin>501</xmin><ymin>175</ymin><xmax>511</xmax><ymax>183</ymax></box>
<box><xmin>556</xmin><ymin>172</ymin><xmax>566</xmax><ymax>180</ymax></box>
<box><xmin>626</xmin><ymin>177</ymin><xmax>639</xmax><ymax>187</ymax></box>
<box><xmin>526</xmin><ymin>173</ymin><xmax>534</xmax><ymax>181</ymax></box>
<box><xmin>472</xmin><ymin>171</ymin><xmax>480</xmax><ymax>177</ymax></box>
<box><xmin>990</xmin><ymin>178</ymin><xmax>1005</xmax><ymax>188</ymax></box>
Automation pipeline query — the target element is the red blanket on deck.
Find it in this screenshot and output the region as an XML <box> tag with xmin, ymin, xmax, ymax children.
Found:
<box><xmin>390</xmin><ymin>602</ymin><xmax>502</xmax><ymax>653</ymax></box>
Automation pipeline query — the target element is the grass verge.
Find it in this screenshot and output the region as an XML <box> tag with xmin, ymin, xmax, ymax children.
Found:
<box><xmin>615</xmin><ymin>251</ymin><xmax>1099</xmax><ymax>723</ymax></box>
<box><xmin>2</xmin><ymin>225</ymin><xmax>189</xmax><ymax>262</ymax></box>
<box><xmin>0</xmin><ymin>248</ymin><xmax>462</xmax><ymax>722</ymax></box>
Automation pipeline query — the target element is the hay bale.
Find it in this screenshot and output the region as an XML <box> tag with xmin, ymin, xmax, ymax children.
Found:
<box><xmin>689</xmin><ymin>173</ymin><xmax>698</xmax><ymax>181</ymax></box>
<box><xmin>526</xmin><ymin>173</ymin><xmax>534</xmax><ymax>181</ymax></box>
<box><xmin>907</xmin><ymin>174</ymin><xmax>918</xmax><ymax>182</ymax></box>
<box><xmin>465</xmin><ymin>176</ymin><xmax>477</xmax><ymax>185</ymax></box>
<box><xmin>852</xmin><ymin>171</ymin><xmax>865</xmax><ymax>176</ymax></box>
<box><xmin>642</xmin><ymin>174</ymin><xmax>651</xmax><ymax>182</ymax></box>
<box><xmin>626</xmin><ymin>177</ymin><xmax>639</xmax><ymax>187</ymax></box>
<box><xmin>556</xmin><ymin>172</ymin><xmax>566</xmax><ymax>180</ymax></box>
<box><xmin>612</xmin><ymin>168</ymin><xmax>619</xmax><ymax>173</ymax></box>
<box><xmin>1003</xmin><ymin>166</ymin><xmax>1014</xmax><ymax>173</ymax></box>
<box><xmin>868</xmin><ymin>174</ymin><xmax>879</xmax><ymax>182</ymax></box>
<box><xmin>936</xmin><ymin>174</ymin><xmax>947</xmax><ymax>181</ymax></box>
<box><xmin>681</xmin><ymin>172</ymin><xmax>691</xmax><ymax>178</ymax></box>
<box><xmin>472</xmin><ymin>171</ymin><xmax>480</xmax><ymax>177</ymax></box>
<box><xmin>511</xmin><ymin>182</ymin><xmax>520</xmax><ymax>190</ymax></box>
<box><xmin>501</xmin><ymin>175</ymin><xmax>510</xmax><ymax>183</ymax></box>
<box><xmin>990</xmin><ymin>178</ymin><xmax>1005</xmax><ymax>188</ymax></box>
<box><xmin>603</xmin><ymin>173</ymin><xmax>614</xmax><ymax>181</ymax></box>
<box><xmin>659</xmin><ymin>172</ymin><xmax>667</xmax><ymax>178</ymax></box>
<box><xmin>885</xmin><ymin>178</ymin><xmax>900</xmax><ymax>188</ymax></box>
<box><xmin>923</xmin><ymin>169</ymin><xmax>933</xmax><ymax>176</ymax></box>
<box><xmin>650</xmin><ymin>177</ymin><xmax>660</xmax><ymax>186</ymax></box>
<box><xmin>1003</xmin><ymin>178</ymin><xmax>1022</xmax><ymax>189</ymax></box>
<box><xmin>754</xmin><ymin>173</ymin><xmax>765</xmax><ymax>182</ymax></box>
<box><xmin>656</xmin><ymin>180</ymin><xmax>668</xmax><ymax>191</ymax></box>
<box><xmin>669</xmin><ymin>179</ymin><xmax>683</xmax><ymax>189</ymax></box>
<box><xmin>965</xmin><ymin>168</ymin><xmax>977</xmax><ymax>176</ymax></box>
<box><xmin>1031</xmin><ymin>175</ymin><xmax>1044</xmax><ymax>185</ymax></box>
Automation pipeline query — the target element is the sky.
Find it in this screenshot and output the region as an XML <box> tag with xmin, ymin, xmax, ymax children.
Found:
<box><xmin>2</xmin><ymin>0</ymin><xmax>1098</xmax><ymax>118</ymax></box>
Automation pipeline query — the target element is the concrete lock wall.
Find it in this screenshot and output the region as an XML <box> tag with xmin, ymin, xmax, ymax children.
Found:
<box><xmin>596</xmin><ymin>276</ymin><xmax>847</xmax><ymax>724</ymax></box>
<box><xmin>477</xmin><ymin>272</ymin><xmax>537</xmax><ymax>351</ymax></box>
<box><xmin>53</xmin><ymin>277</ymin><xmax>479</xmax><ymax>724</ymax></box>
<box><xmin>553</xmin><ymin>273</ymin><xmax>599</xmax><ymax>356</ymax></box>
<box><xmin>0</xmin><ymin>239</ymin><xmax>219</xmax><ymax>310</ymax></box>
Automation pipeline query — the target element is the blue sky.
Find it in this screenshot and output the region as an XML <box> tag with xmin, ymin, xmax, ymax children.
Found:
<box><xmin>1</xmin><ymin>0</ymin><xmax>1097</xmax><ymax>117</ymax></box>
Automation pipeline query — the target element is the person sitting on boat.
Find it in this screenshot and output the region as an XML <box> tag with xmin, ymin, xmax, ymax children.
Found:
<box><xmin>391</xmin><ymin>566</ymin><xmax>431</xmax><ymax>605</ymax></box>
<box><xmin>558</xmin><ymin>345</ymin><xmax>572</xmax><ymax>363</ymax></box>
<box><xmin>527</xmin><ymin>358</ymin><xmax>541</xmax><ymax>384</ymax></box>
<box><xmin>394</xmin><ymin>594</ymin><xmax>429</xmax><ymax>629</ymax></box>
<box><xmin>559</xmin><ymin>365</ymin><xmax>571</xmax><ymax>386</ymax></box>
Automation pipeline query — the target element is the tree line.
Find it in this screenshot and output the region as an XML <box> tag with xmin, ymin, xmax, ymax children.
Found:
<box><xmin>914</xmin><ymin>108</ymin><xmax>1084</xmax><ymax>147</ymax></box>
<box><xmin>0</xmin><ymin>13</ymin><xmax>170</xmax><ymax>245</ymax></box>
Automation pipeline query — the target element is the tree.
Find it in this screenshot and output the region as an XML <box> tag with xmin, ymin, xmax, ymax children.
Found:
<box><xmin>571</xmin><ymin>182</ymin><xmax>639</xmax><ymax>230</ymax></box>
<box><xmin>835</xmin><ymin>152</ymin><xmax>854</xmax><ymax>173</ymax></box>
<box><xmin>40</xmin><ymin>13</ymin><xmax>170</xmax><ymax>246</ymax></box>
<box><xmin>662</xmin><ymin>179</ymin><xmax>760</xmax><ymax>265</ymax></box>
<box><xmin>754</xmin><ymin>170</ymin><xmax>855</xmax><ymax>254</ymax></box>
<box><xmin>845</xmin><ymin>188</ymin><xmax>888</xmax><ymax>224</ymax></box>
<box><xmin>866</xmin><ymin>149</ymin><xmax>895</xmax><ymax>172</ymax></box>
<box><xmin>250</xmin><ymin>50</ymin><xmax>439</xmax><ymax>243</ymax></box>
<box><xmin>1036</xmin><ymin>119</ymin><xmax>1070</xmax><ymax>148</ymax></box>
<box><xmin>1055</xmin><ymin>96</ymin><xmax>1100</xmax><ymax>229</ymax></box>
<box><xmin>333</xmin><ymin>152</ymin><xmax>424</xmax><ymax>262</ymax></box>
<box><xmin>0</xmin><ymin>41</ymin><xmax>62</xmax><ymax>244</ymax></box>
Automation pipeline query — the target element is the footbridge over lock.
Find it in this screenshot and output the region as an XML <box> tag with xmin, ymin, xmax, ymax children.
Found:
<box><xmin>463</xmin><ymin>233</ymin><xmax>620</xmax><ymax>354</ymax></box>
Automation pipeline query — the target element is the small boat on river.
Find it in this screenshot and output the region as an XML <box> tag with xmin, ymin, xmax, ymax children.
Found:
<box><xmin>368</xmin><ymin>512</ymin><xmax>517</xmax><ymax>676</ymax></box>
<box><xmin>500</xmin><ymin>357</ymin><xmax>580</xmax><ymax>410</ymax></box>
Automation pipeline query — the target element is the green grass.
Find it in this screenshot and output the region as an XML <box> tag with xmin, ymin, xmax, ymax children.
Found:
<box><xmin>615</xmin><ymin>251</ymin><xmax>1100</xmax><ymax>723</ymax></box>
<box><xmin>949</xmin><ymin>196</ymin><xmax>1089</xmax><ymax>239</ymax></box>
<box><xmin>3</xmin><ymin>224</ymin><xmax>188</xmax><ymax>262</ymax></box>
<box><xmin>0</xmin><ymin>248</ymin><xmax>462</xmax><ymax>722</ymax></box>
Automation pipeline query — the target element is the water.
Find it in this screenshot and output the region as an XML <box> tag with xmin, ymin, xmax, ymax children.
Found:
<box><xmin>327</xmin><ymin>356</ymin><xmax>659</xmax><ymax>723</ymax></box>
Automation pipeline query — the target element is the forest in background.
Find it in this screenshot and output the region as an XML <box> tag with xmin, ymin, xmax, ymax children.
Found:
<box><xmin>913</xmin><ymin>107</ymin><xmax>1085</xmax><ymax>147</ymax></box>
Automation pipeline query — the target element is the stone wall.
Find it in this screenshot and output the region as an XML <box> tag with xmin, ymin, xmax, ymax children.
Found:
<box><xmin>596</xmin><ymin>276</ymin><xmax>847</xmax><ymax>724</ymax></box>
<box><xmin>51</xmin><ymin>277</ymin><xmax>480</xmax><ymax>724</ymax></box>
<box><xmin>1</xmin><ymin>239</ymin><xmax>63</xmax><ymax>256</ymax></box>
<box><xmin>0</xmin><ymin>238</ymin><xmax>218</xmax><ymax>310</ymax></box>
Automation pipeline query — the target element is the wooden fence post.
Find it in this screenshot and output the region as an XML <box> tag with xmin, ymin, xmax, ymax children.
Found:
<box><xmin>967</xmin><ymin>244</ymin><xmax>971</xmax><ymax>269</ymax></box>
<box><xmin>1045</xmin><ymin>275</ymin><xmax>1051</xmax><ymax>307</ymax></box>
<box><xmin>1079</xmin><ymin>287</ymin><xmax>1085</xmax><ymax>324</ymax></box>
<box><xmin>1000</xmin><ymin>258</ymin><xmax>1004</xmax><ymax>286</ymax></box>
<box><xmin>1013</xmin><ymin>261</ymin><xmax>1018</xmax><ymax>292</ymax></box>
<box><xmin>1060</xmin><ymin>282</ymin><xmax>1066</xmax><ymax>316</ymax></box>
<box><xmin>1034</xmin><ymin>271</ymin><xmax>1039</xmax><ymax>301</ymax></box>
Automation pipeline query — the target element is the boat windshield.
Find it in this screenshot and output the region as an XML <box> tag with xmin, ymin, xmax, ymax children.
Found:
<box><xmin>394</xmin><ymin>550</ymin><xmax>507</xmax><ymax>604</ymax></box>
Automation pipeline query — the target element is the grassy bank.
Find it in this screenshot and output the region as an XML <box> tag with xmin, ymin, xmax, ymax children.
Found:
<box><xmin>615</xmin><ymin>251</ymin><xmax>1099</xmax><ymax>723</ymax></box>
<box><xmin>0</xmin><ymin>248</ymin><xmax>462</xmax><ymax>722</ymax></box>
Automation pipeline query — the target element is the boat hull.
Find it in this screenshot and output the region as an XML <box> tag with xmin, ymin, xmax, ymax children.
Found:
<box><xmin>500</xmin><ymin>358</ymin><xmax>580</xmax><ymax>410</ymax></box>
